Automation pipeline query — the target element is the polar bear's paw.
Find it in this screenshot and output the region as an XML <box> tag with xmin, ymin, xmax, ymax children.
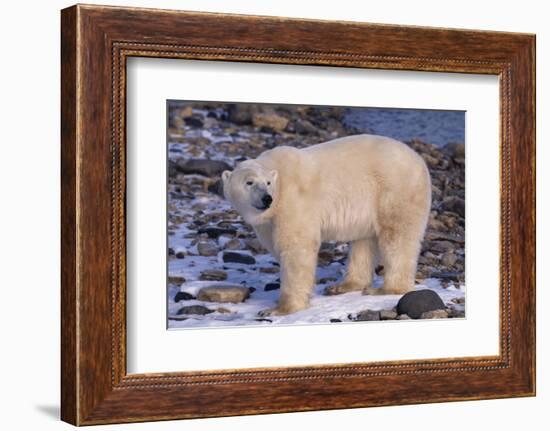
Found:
<box><xmin>324</xmin><ymin>282</ymin><xmax>363</xmax><ymax>296</ymax></box>
<box><xmin>258</xmin><ymin>307</ymin><xmax>285</xmax><ymax>317</ymax></box>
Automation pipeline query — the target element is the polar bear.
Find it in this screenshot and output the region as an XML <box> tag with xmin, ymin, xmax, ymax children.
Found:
<box><xmin>222</xmin><ymin>134</ymin><xmax>431</xmax><ymax>316</ymax></box>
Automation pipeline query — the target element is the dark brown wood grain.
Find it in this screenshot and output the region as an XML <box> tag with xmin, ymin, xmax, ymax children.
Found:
<box><xmin>60</xmin><ymin>4</ymin><xmax>536</xmax><ymax>426</ymax></box>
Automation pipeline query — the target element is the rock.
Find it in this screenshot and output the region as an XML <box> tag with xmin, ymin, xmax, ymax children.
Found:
<box><xmin>197</xmin><ymin>285</ymin><xmax>250</xmax><ymax>303</ymax></box>
<box><xmin>318</xmin><ymin>277</ymin><xmax>337</xmax><ymax>284</ymax></box>
<box><xmin>264</xmin><ymin>282</ymin><xmax>280</xmax><ymax>291</ymax></box>
<box><xmin>197</xmin><ymin>241</ymin><xmax>219</xmax><ymax>256</ymax></box>
<box><xmin>199</xmin><ymin>269</ymin><xmax>228</xmax><ymax>281</ymax></box>
<box><xmin>380</xmin><ymin>310</ymin><xmax>398</xmax><ymax>320</ymax></box>
<box><xmin>216</xmin><ymin>307</ymin><xmax>232</xmax><ymax>314</ymax></box>
<box><xmin>396</xmin><ymin>289</ymin><xmax>446</xmax><ymax>319</ymax></box>
<box><xmin>222</xmin><ymin>238</ymin><xmax>242</xmax><ymax>250</ymax></box>
<box><xmin>183</xmin><ymin>116</ymin><xmax>204</xmax><ymax>128</ymax></box>
<box><xmin>397</xmin><ymin>314</ymin><xmax>411</xmax><ymax>320</ymax></box>
<box><xmin>197</xmin><ymin>226</ymin><xmax>237</xmax><ymax>238</ymax></box>
<box><xmin>444</xmin><ymin>142</ymin><xmax>465</xmax><ymax>158</ymax></box>
<box><xmin>244</xmin><ymin>238</ymin><xmax>267</xmax><ymax>254</ymax></box>
<box><xmin>175</xmin><ymin>251</ymin><xmax>185</xmax><ymax>259</ymax></box>
<box><xmin>168</xmin><ymin>275</ymin><xmax>186</xmax><ymax>285</ymax></box>
<box><xmin>252</xmin><ymin>112</ymin><xmax>289</xmax><ymax>132</ymax></box>
<box><xmin>441</xmin><ymin>251</ymin><xmax>458</xmax><ymax>267</ymax></box>
<box><xmin>168</xmin><ymin>315</ymin><xmax>188</xmax><ymax>321</ymax></box>
<box><xmin>430</xmin><ymin>271</ymin><xmax>462</xmax><ymax>281</ymax></box>
<box><xmin>174</xmin><ymin>291</ymin><xmax>195</xmax><ymax>302</ymax></box>
<box><xmin>441</xmin><ymin>196</ymin><xmax>465</xmax><ymax>218</ymax></box>
<box><xmin>420</xmin><ymin>309</ymin><xmax>449</xmax><ymax>319</ymax></box>
<box><xmin>208</xmin><ymin>179</ymin><xmax>224</xmax><ymax>196</ymax></box>
<box><xmin>293</xmin><ymin>119</ymin><xmax>317</xmax><ymax>135</ymax></box>
<box><xmin>176</xmin><ymin>158</ymin><xmax>232</xmax><ymax>177</ymax></box>
<box><xmin>177</xmin><ymin>305</ymin><xmax>214</xmax><ymax>315</ymax></box>
<box><xmin>451</xmin><ymin>297</ymin><xmax>466</xmax><ymax>304</ymax></box>
<box><xmin>428</xmin><ymin>240</ymin><xmax>455</xmax><ymax>253</ymax></box>
<box><xmin>356</xmin><ymin>310</ymin><xmax>381</xmax><ymax>321</ymax></box>
<box><xmin>222</xmin><ymin>251</ymin><xmax>256</xmax><ymax>265</ymax></box>
<box><xmin>330</xmin><ymin>318</ymin><xmax>342</xmax><ymax>323</ymax></box>
<box><xmin>259</xmin><ymin>266</ymin><xmax>279</xmax><ymax>273</ymax></box>
<box><xmin>227</xmin><ymin>104</ymin><xmax>253</xmax><ymax>124</ymax></box>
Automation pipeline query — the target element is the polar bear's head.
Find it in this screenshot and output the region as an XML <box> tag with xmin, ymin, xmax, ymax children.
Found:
<box><xmin>222</xmin><ymin>160</ymin><xmax>278</xmax><ymax>225</ymax></box>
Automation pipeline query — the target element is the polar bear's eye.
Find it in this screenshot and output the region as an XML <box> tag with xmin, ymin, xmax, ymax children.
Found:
<box><xmin>267</xmin><ymin>181</ymin><xmax>271</xmax><ymax>186</ymax></box>
<box><xmin>246</xmin><ymin>180</ymin><xmax>253</xmax><ymax>186</ymax></box>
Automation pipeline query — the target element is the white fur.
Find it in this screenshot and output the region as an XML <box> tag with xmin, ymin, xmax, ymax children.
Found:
<box><xmin>222</xmin><ymin>134</ymin><xmax>432</xmax><ymax>316</ymax></box>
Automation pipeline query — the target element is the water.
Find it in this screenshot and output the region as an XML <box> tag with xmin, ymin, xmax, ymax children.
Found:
<box><xmin>343</xmin><ymin>107</ymin><xmax>465</xmax><ymax>148</ymax></box>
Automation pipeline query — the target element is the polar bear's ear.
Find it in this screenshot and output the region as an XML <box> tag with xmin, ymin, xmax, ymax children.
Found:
<box><xmin>222</xmin><ymin>170</ymin><xmax>232</xmax><ymax>182</ymax></box>
<box><xmin>270</xmin><ymin>170</ymin><xmax>278</xmax><ymax>182</ymax></box>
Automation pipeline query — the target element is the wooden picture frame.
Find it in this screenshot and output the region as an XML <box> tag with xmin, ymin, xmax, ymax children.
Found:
<box><xmin>61</xmin><ymin>4</ymin><xmax>535</xmax><ymax>425</ymax></box>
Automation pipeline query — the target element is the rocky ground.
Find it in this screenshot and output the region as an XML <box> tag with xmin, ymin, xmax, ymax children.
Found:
<box><xmin>166</xmin><ymin>102</ymin><xmax>465</xmax><ymax>328</ymax></box>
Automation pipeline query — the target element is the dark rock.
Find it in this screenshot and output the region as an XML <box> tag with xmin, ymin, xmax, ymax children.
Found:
<box><xmin>168</xmin><ymin>315</ymin><xmax>188</xmax><ymax>321</ymax></box>
<box><xmin>255</xmin><ymin>318</ymin><xmax>273</xmax><ymax>323</ymax></box>
<box><xmin>177</xmin><ymin>305</ymin><xmax>214</xmax><ymax>315</ymax></box>
<box><xmin>176</xmin><ymin>158</ymin><xmax>232</xmax><ymax>177</ymax></box>
<box><xmin>175</xmin><ymin>251</ymin><xmax>185</xmax><ymax>259</ymax></box>
<box><xmin>208</xmin><ymin>179</ymin><xmax>224</xmax><ymax>196</ymax></box>
<box><xmin>222</xmin><ymin>251</ymin><xmax>256</xmax><ymax>265</ymax></box>
<box><xmin>441</xmin><ymin>196</ymin><xmax>465</xmax><ymax>218</ymax></box>
<box><xmin>174</xmin><ymin>291</ymin><xmax>195</xmax><ymax>302</ymax></box>
<box><xmin>183</xmin><ymin>116</ymin><xmax>204</xmax><ymax>128</ymax></box>
<box><xmin>396</xmin><ymin>289</ymin><xmax>446</xmax><ymax>319</ymax></box>
<box><xmin>356</xmin><ymin>310</ymin><xmax>381</xmax><ymax>321</ymax></box>
<box><xmin>330</xmin><ymin>318</ymin><xmax>342</xmax><ymax>323</ymax></box>
<box><xmin>430</xmin><ymin>271</ymin><xmax>462</xmax><ymax>281</ymax></box>
<box><xmin>264</xmin><ymin>282</ymin><xmax>280</xmax><ymax>291</ymax></box>
<box><xmin>168</xmin><ymin>247</ymin><xmax>175</xmax><ymax>256</ymax></box>
<box><xmin>227</xmin><ymin>104</ymin><xmax>254</xmax><ymax>125</ymax></box>
<box><xmin>293</xmin><ymin>119</ymin><xmax>317</xmax><ymax>135</ymax></box>
<box><xmin>198</xmin><ymin>226</ymin><xmax>237</xmax><ymax>238</ymax></box>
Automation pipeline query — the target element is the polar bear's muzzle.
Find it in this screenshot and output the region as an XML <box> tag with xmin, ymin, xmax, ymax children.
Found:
<box><xmin>253</xmin><ymin>193</ymin><xmax>272</xmax><ymax>211</ymax></box>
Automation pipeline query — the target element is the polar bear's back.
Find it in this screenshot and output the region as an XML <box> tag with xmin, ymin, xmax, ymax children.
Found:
<box><xmin>301</xmin><ymin>134</ymin><xmax>431</xmax><ymax>241</ymax></box>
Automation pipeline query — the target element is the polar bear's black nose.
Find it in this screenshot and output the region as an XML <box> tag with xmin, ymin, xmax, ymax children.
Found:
<box><xmin>262</xmin><ymin>194</ymin><xmax>273</xmax><ymax>208</ymax></box>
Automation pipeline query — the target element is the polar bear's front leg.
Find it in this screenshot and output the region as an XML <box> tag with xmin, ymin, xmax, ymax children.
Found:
<box><xmin>258</xmin><ymin>246</ymin><xmax>319</xmax><ymax>316</ymax></box>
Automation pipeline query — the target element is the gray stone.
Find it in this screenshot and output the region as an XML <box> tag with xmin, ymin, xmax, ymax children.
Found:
<box><xmin>199</xmin><ymin>269</ymin><xmax>228</xmax><ymax>281</ymax></box>
<box><xmin>167</xmin><ymin>275</ymin><xmax>186</xmax><ymax>285</ymax></box>
<box><xmin>222</xmin><ymin>238</ymin><xmax>243</xmax><ymax>250</ymax></box>
<box><xmin>197</xmin><ymin>286</ymin><xmax>250</xmax><ymax>303</ymax></box>
<box><xmin>396</xmin><ymin>289</ymin><xmax>446</xmax><ymax>319</ymax></box>
<box><xmin>441</xmin><ymin>196</ymin><xmax>465</xmax><ymax>218</ymax></box>
<box><xmin>380</xmin><ymin>310</ymin><xmax>398</xmax><ymax>320</ymax></box>
<box><xmin>397</xmin><ymin>314</ymin><xmax>411</xmax><ymax>320</ymax></box>
<box><xmin>197</xmin><ymin>241</ymin><xmax>219</xmax><ymax>256</ymax></box>
<box><xmin>420</xmin><ymin>309</ymin><xmax>449</xmax><ymax>319</ymax></box>
<box><xmin>177</xmin><ymin>305</ymin><xmax>214</xmax><ymax>315</ymax></box>
<box><xmin>356</xmin><ymin>310</ymin><xmax>381</xmax><ymax>321</ymax></box>
<box><xmin>441</xmin><ymin>251</ymin><xmax>458</xmax><ymax>267</ymax></box>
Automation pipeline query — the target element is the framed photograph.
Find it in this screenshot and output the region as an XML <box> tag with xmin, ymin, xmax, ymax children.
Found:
<box><xmin>61</xmin><ymin>4</ymin><xmax>535</xmax><ymax>425</ymax></box>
